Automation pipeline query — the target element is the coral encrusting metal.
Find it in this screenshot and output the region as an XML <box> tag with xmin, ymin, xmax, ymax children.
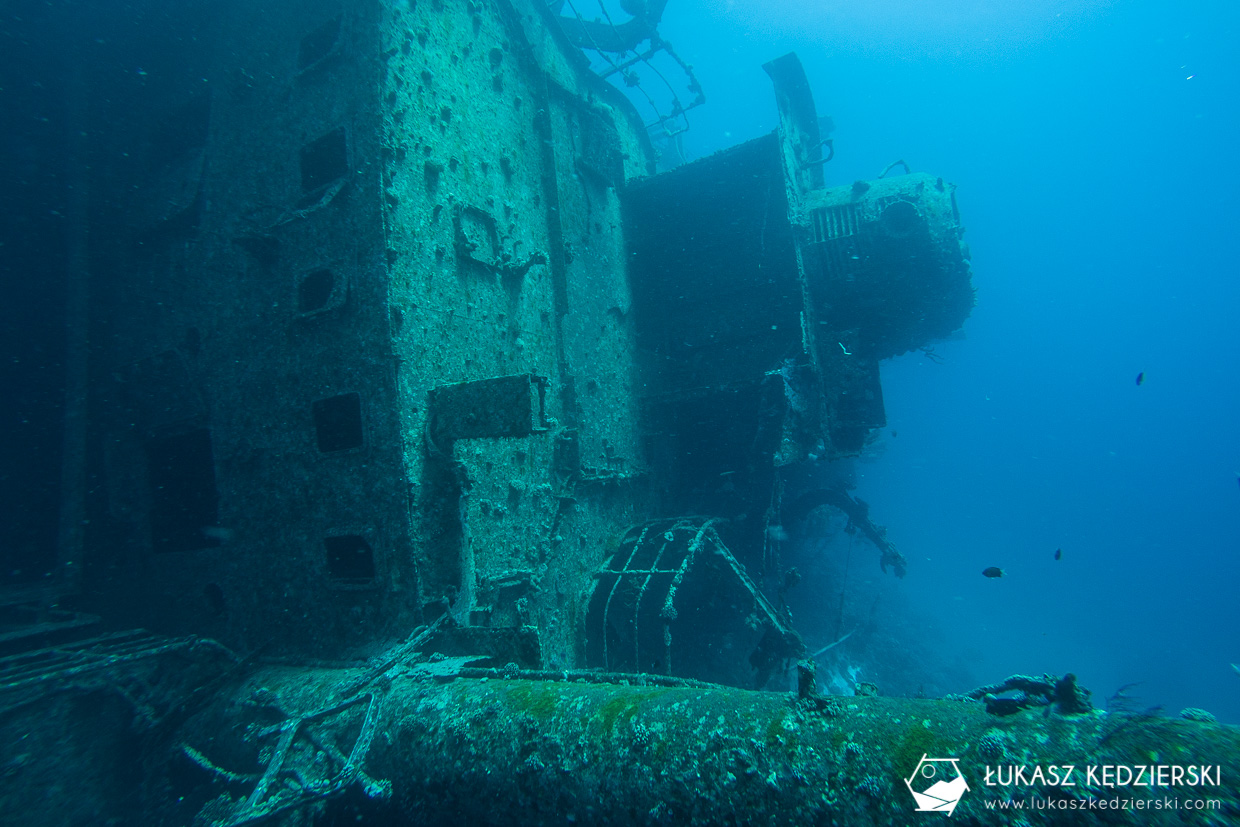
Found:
<box><xmin>6</xmin><ymin>650</ymin><xmax>1237</xmax><ymax>826</ymax></box>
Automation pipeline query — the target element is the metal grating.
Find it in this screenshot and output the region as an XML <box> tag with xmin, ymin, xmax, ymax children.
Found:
<box><xmin>585</xmin><ymin>518</ymin><xmax>800</xmax><ymax>686</ymax></box>
<box><xmin>551</xmin><ymin>0</ymin><xmax>705</xmax><ymax>139</ymax></box>
<box><xmin>0</xmin><ymin>629</ymin><xmax>233</xmax><ymax>700</ymax></box>
<box><xmin>811</xmin><ymin>204</ymin><xmax>861</xmax><ymax>243</ymax></box>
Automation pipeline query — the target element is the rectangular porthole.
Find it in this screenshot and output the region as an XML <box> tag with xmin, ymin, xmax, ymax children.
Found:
<box><xmin>312</xmin><ymin>392</ymin><xmax>363</xmax><ymax>452</ymax></box>
<box><xmin>324</xmin><ymin>534</ymin><xmax>375</xmax><ymax>582</ymax></box>
<box><xmin>299</xmin><ymin>16</ymin><xmax>342</xmax><ymax>72</ymax></box>
<box><xmin>297</xmin><ymin>266</ymin><xmax>345</xmax><ymax>315</ymax></box>
<box><xmin>146</xmin><ymin>428</ymin><xmax>221</xmax><ymax>553</ymax></box>
<box><xmin>300</xmin><ymin>127</ymin><xmax>349</xmax><ymax>195</ymax></box>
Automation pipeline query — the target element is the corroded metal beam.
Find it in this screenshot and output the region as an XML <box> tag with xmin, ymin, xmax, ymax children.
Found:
<box><xmin>166</xmin><ymin>665</ymin><xmax>1240</xmax><ymax>825</ymax></box>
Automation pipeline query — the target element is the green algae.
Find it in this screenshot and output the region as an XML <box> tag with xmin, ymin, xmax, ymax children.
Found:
<box><xmin>502</xmin><ymin>681</ymin><xmax>562</xmax><ymax>721</ymax></box>
<box><xmin>891</xmin><ymin>721</ymin><xmax>951</xmax><ymax>777</ymax></box>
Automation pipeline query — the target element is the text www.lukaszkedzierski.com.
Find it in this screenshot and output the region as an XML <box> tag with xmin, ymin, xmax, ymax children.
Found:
<box><xmin>984</xmin><ymin>796</ymin><xmax>1221</xmax><ymax>812</ymax></box>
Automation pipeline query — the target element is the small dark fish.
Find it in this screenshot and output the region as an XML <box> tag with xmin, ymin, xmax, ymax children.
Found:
<box><xmin>1054</xmin><ymin>548</ymin><xmax>1062</xmax><ymax>561</ymax></box>
<box><xmin>1135</xmin><ymin>372</ymin><xmax>1145</xmax><ymax>386</ymax></box>
<box><xmin>982</xmin><ymin>566</ymin><xmax>1005</xmax><ymax>579</ymax></box>
<box><xmin>890</xmin><ymin>430</ymin><xmax>898</xmax><ymax>438</ymax></box>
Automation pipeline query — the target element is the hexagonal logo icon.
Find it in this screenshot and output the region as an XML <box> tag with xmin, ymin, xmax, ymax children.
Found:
<box><xmin>904</xmin><ymin>754</ymin><xmax>969</xmax><ymax>816</ymax></box>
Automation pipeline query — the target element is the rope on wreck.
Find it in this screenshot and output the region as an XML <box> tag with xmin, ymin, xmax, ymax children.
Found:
<box><xmin>338</xmin><ymin>611</ymin><xmax>450</xmax><ymax>698</ymax></box>
<box><xmin>210</xmin><ymin>691</ymin><xmax>390</xmax><ymax>827</ymax></box>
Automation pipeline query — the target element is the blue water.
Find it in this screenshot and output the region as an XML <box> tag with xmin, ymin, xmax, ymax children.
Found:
<box><xmin>659</xmin><ymin>0</ymin><xmax>1240</xmax><ymax>722</ymax></box>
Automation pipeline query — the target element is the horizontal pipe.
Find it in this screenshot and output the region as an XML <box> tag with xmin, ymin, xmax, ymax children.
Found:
<box><xmin>171</xmin><ymin>666</ymin><xmax>1240</xmax><ymax>825</ymax></box>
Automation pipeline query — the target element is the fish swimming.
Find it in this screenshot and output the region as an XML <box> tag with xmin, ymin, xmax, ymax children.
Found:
<box><xmin>982</xmin><ymin>566</ymin><xmax>1004</xmax><ymax>578</ymax></box>
<box><xmin>1054</xmin><ymin>548</ymin><xmax>1062</xmax><ymax>561</ymax></box>
<box><xmin>1136</xmin><ymin>372</ymin><xmax>1145</xmax><ymax>386</ymax></box>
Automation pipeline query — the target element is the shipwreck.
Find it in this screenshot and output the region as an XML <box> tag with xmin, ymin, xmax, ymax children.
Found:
<box><xmin>1</xmin><ymin>0</ymin><xmax>1235</xmax><ymax>824</ymax></box>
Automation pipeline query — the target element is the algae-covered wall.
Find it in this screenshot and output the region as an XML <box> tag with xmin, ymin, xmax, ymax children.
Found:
<box><xmin>377</xmin><ymin>0</ymin><xmax>655</xmax><ymax>666</ymax></box>
<box><xmin>79</xmin><ymin>0</ymin><xmax>657</xmax><ymax>666</ymax></box>
<box><xmin>86</xmin><ymin>0</ymin><xmax>418</xmax><ymax>653</ymax></box>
